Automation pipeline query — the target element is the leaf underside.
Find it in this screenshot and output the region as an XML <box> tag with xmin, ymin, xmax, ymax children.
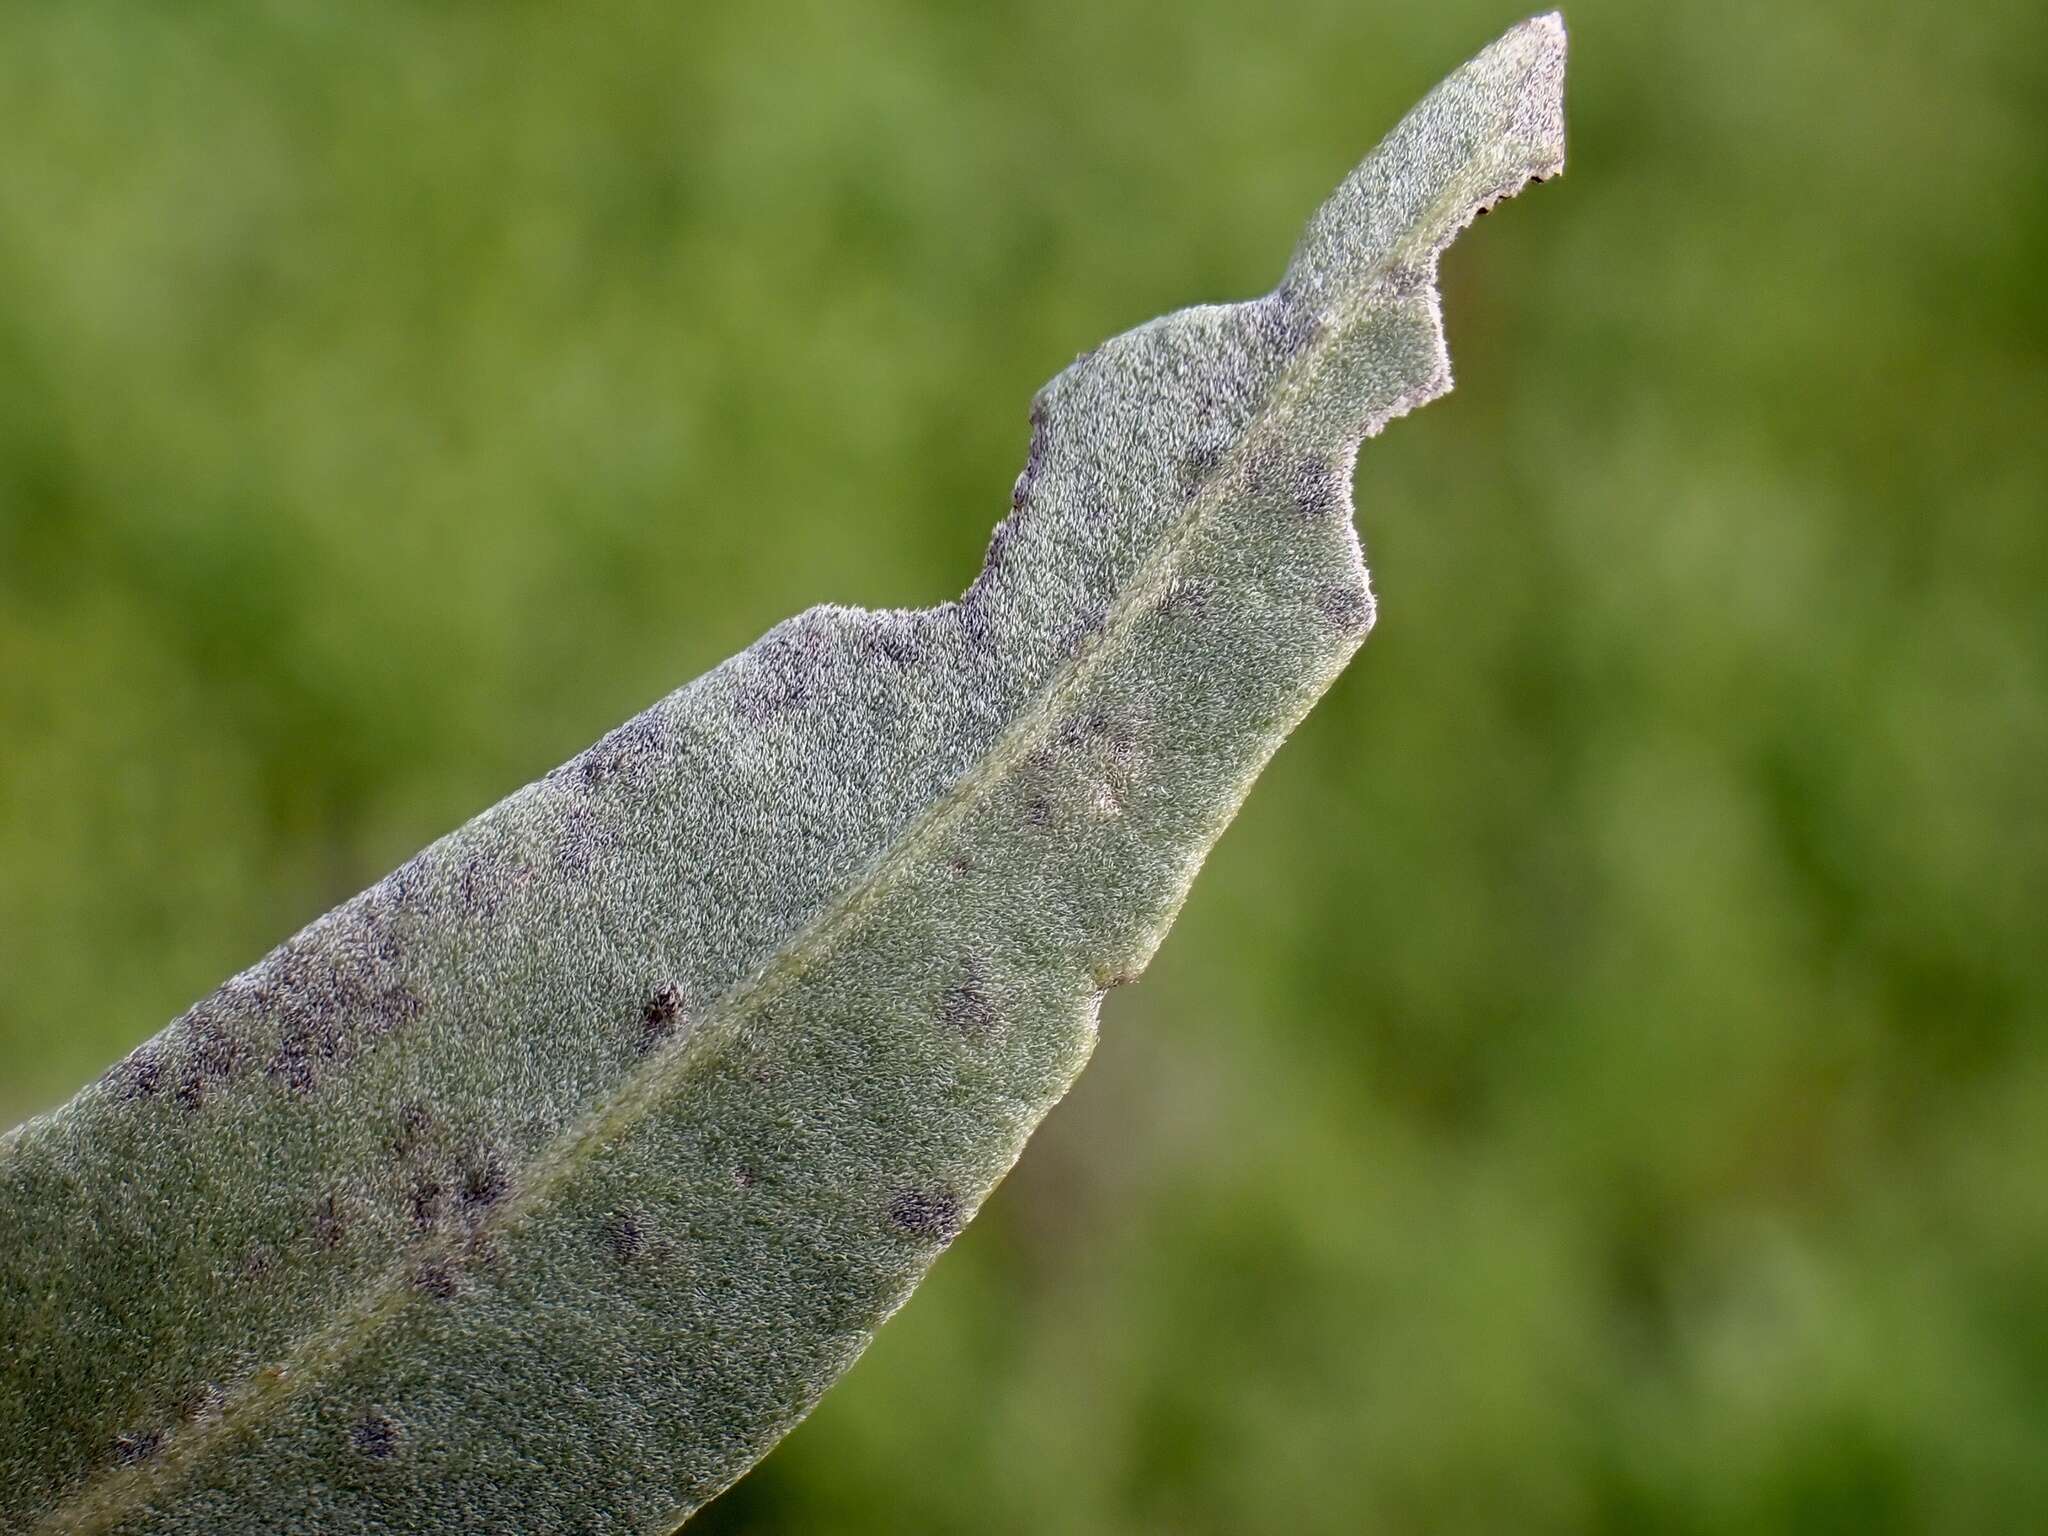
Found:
<box><xmin>0</xmin><ymin>17</ymin><xmax>1565</xmax><ymax>1534</ymax></box>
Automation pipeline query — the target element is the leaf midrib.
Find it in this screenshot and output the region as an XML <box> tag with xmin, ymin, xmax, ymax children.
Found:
<box><xmin>42</xmin><ymin>134</ymin><xmax>1527</xmax><ymax>1532</ymax></box>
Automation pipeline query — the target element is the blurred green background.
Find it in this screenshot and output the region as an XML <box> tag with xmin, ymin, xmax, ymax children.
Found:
<box><xmin>3</xmin><ymin>1</ymin><xmax>2043</xmax><ymax>1529</ymax></box>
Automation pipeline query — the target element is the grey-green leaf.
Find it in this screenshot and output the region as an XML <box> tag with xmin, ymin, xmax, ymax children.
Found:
<box><xmin>0</xmin><ymin>17</ymin><xmax>1565</xmax><ymax>1533</ymax></box>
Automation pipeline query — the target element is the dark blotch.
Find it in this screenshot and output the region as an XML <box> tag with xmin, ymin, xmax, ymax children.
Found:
<box><xmin>392</xmin><ymin>1102</ymin><xmax>434</xmax><ymax>1157</ymax></box>
<box><xmin>575</xmin><ymin>714</ymin><xmax>664</xmax><ymax>791</ymax></box>
<box><xmin>314</xmin><ymin>1194</ymin><xmax>345</xmax><ymax>1250</ymax></box>
<box><xmin>458</xmin><ymin>1147</ymin><xmax>507</xmax><ymax>1213</ymax></box>
<box><xmin>1292</xmin><ymin>461</ymin><xmax>1345</xmax><ymax>521</ymax></box>
<box><xmin>1316</xmin><ymin>580</ymin><xmax>1375</xmax><ymax>636</ymax></box>
<box><xmin>116</xmin><ymin>1048</ymin><xmax>164</xmax><ymax>1100</ymax></box>
<box><xmin>265</xmin><ymin>1050</ymin><xmax>317</xmax><ymax>1096</ymax></box>
<box><xmin>350</xmin><ymin>1411</ymin><xmax>400</xmax><ymax>1460</ymax></box>
<box><xmin>640</xmin><ymin>982</ymin><xmax>688</xmax><ymax>1053</ymax></box>
<box><xmin>112</xmin><ymin>1427</ymin><xmax>164</xmax><ymax>1465</ymax></box>
<box><xmin>736</xmin><ymin>614</ymin><xmax>834</xmax><ymax>718</ymax></box>
<box><xmin>940</xmin><ymin>967</ymin><xmax>998</xmax><ymax>1035</ymax></box>
<box><xmin>1179</xmin><ymin>442</ymin><xmax>1222</xmax><ymax>500</ymax></box>
<box><xmin>367</xmin><ymin>985</ymin><xmax>423</xmax><ymax>1036</ymax></box>
<box><xmin>180</xmin><ymin>1383</ymin><xmax>226</xmax><ymax>1423</ymax></box>
<box><xmin>187</xmin><ymin>1006</ymin><xmax>245</xmax><ymax>1083</ymax></box>
<box><xmin>867</xmin><ymin>615</ymin><xmax>921</xmax><ymax>669</ymax></box>
<box><xmin>1023</xmin><ymin>795</ymin><xmax>1052</xmax><ymax>829</ymax></box>
<box><xmin>886</xmin><ymin>1188</ymin><xmax>961</xmax><ymax>1242</ymax></box>
<box><xmin>407</xmin><ymin>1175</ymin><xmax>445</xmax><ymax>1231</ymax></box>
<box><xmin>414</xmin><ymin>1260</ymin><xmax>458</xmax><ymax>1299</ymax></box>
<box><xmin>457</xmin><ymin>854</ymin><xmax>500</xmax><ymax>918</ymax></box>
<box><xmin>602</xmin><ymin>1212</ymin><xmax>647</xmax><ymax>1262</ymax></box>
<box><xmin>381</xmin><ymin>852</ymin><xmax>432</xmax><ymax>913</ymax></box>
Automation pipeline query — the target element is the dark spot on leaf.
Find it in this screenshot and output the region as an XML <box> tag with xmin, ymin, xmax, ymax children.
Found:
<box><xmin>381</xmin><ymin>853</ymin><xmax>432</xmax><ymax>913</ymax></box>
<box><xmin>867</xmin><ymin>615</ymin><xmax>921</xmax><ymax>669</ymax></box>
<box><xmin>179</xmin><ymin>1384</ymin><xmax>226</xmax><ymax>1422</ymax></box>
<box><xmin>408</xmin><ymin>1175</ymin><xmax>445</xmax><ymax>1231</ymax></box>
<box><xmin>392</xmin><ymin>1102</ymin><xmax>434</xmax><ymax>1157</ymax></box>
<box><xmin>1179</xmin><ymin>442</ymin><xmax>1222</xmax><ymax>500</ymax></box>
<box><xmin>458</xmin><ymin>1147</ymin><xmax>507</xmax><ymax>1213</ymax></box>
<box><xmin>174</xmin><ymin>1073</ymin><xmax>207</xmax><ymax>1112</ymax></box>
<box><xmin>737</xmin><ymin>612</ymin><xmax>836</xmax><ymax>718</ymax></box>
<box><xmin>367</xmin><ymin>986</ymin><xmax>423</xmax><ymax>1036</ymax></box>
<box><xmin>733</xmin><ymin>1167</ymin><xmax>756</xmax><ymax>1189</ymax></box>
<box><xmin>241</xmin><ymin>1244</ymin><xmax>275</xmax><ymax>1280</ymax></box>
<box><xmin>1255</xmin><ymin>294</ymin><xmax>1317</xmax><ymax>357</ymax></box>
<box><xmin>641</xmin><ymin>981</ymin><xmax>688</xmax><ymax>1053</ymax></box>
<box><xmin>350</xmin><ymin>1411</ymin><xmax>400</xmax><ymax>1460</ymax></box>
<box><xmin>457</xmin><ymin>854</ymin><xmax>500</xmax><ymax>918</ymax></box>
<box><xmin>184</xmin><ymin>1003</ymin><xmax>245</xmax><ymax>1085</ymax></box>
<box><xmin>112</xmin><ymin>1428</ymin><xmax>164</xmax><ymax>1465</ymax></box>
<box><xmin>1024</xmin><ymin>795</ymin><xmax>1052</xmax><ymax>829</ymax></box>
<box><xmin>886</xmin><ymin>1189</ymin><xmax>961</xmax><ymax>1242</ymax></box>
<box><xmin>1292</xmin><ymin>461</ymin><xmax>1345</xmax><ymax>520</ymax></box>
<box><xmin>1063</xmin><ymin>609</ymin><xmax>1109</xmax><ymax>659</ymax></box>
<box><xmin>602</xmin><ymin>1212</ymin><xmax>647</xmax><ymax>1262</ymax></box>
<box><xmin>575</xmin><ymin>714</ymin><xmax>665</xmax><ymax>791</ymax></box>
<box><xmin>115</xmin><ymin>1048</ymin><xmax>164</xmax><ymax>1100</ymax></box>
<box><xmin>265</xmin><ymin>1050</ymin><xmax>318</xmax><ymax>1096</ymax></box>
<box><xmin>314</xmin><ymin>1194</ymin><xmax>345</xmax><ymax>1249</ymax></box>
<box><xmin>1316</xmin><ymin>579</ymin><xmax>1375</xmax><ymax>636</ymax></box>
<box><xmin>414</xmin><ymin>1260</ymin><xmax>458</xmax><ymax>1299</ymax></box>
<box><xmin>940</xmin><ymin>966</ymin><xmax>997</xmax><ymax>1035</ymax></box>
<box><xmin>953</xmin><ymin>593</ymin><xmax>995</xmax><ymax>649</ymax></box>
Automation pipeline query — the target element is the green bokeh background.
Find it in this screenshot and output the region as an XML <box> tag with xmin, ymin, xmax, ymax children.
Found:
<box><xmin>3</xmin><ymin>2</ymin><xmax>2043</xmax><ymax>1530</ymax></box>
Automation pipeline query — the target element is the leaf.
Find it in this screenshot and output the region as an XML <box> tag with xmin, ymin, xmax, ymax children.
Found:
<box><xmin>0</xmin><ymin>16</ymin><xmax>1566</xmax><ymax>1532</ymax></box>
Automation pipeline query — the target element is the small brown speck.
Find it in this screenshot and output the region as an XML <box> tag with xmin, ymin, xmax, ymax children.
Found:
<box><xmin>886</xmin><ymin>1188</ymin><xmax>961</xmax><ymax>1242</ymax></box>
<box><xmin>459</xmin><ymin>1148</ymin><xmax>507</xmax><ymax>1213</ymax></box>
<box><xmin>640</xmin><ymin>982</ymin><xmax>688</xmax><ymax>1053</ymax></box>
<box><xmin>602</xmin><ymin>1213</ymin><xmax>647</xmax><ymax>1263</ymax></box>
<box><xmin>314</xmin><ymin>1194</ymin><xmax>345</xmax><ymax>1250</ymax></box>
<box><xmin>119</xmin><ymin>1050</ymin><xmax>165</xmax><ymax>1100</ymax></box>
<box><xmin>407</xmin><ymin>1175</ymin><xmax>445</xmax><ymax>1231</ymax></box>
<box><xmin>112</xmin><ymin>1428</ymin><xmax>164</xmax><ymax>1465</ymax></box>
<box><xmin>180</xmin><ymin>1384</ymin><xmax>227</xmax><ymax>1423</ymax></box>
<box><xmin>350</xmin><ymin>1411</ymin><xmax>400</xmax><ymax>1461</ymax></box>
<box><xmin>1315</xmin><ymin>580</ymin><xmax>1375</xmax><ymax>636</ymax></box>
<box><xmin>940</xmin><ymin>967</ymin><xmax>997</xmax><ymax>1035</ymax></box>
<box><xmin>414</xmin><ymin>1260</ymin><xmax>458</xmax><ymax>1299</ymax></box>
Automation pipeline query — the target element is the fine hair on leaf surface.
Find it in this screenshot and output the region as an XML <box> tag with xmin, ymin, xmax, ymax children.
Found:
<box><xmin>0</xmin><ymin>16</ymin><xmax>1566</xmax><ymax>1533</ymax></box>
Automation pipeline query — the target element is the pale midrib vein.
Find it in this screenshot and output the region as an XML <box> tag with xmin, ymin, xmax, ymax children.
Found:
<box><xmin>45</xmin><ymin>138</ymin><xmax>1538</xmax><ymax>1536</ymax></box>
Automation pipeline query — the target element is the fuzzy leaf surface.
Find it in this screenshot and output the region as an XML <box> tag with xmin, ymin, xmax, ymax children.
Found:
<box><xmin>0</xmin><ymin>17</ymin><xmax>1565</xmax><ymax>1532</ymax></box>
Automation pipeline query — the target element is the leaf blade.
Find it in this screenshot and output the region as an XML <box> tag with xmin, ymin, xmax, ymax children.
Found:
<box><xmin>0</xmin><ymin>16</ymin><xmax>1565</xmax><ymax>1532</ymax></box>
